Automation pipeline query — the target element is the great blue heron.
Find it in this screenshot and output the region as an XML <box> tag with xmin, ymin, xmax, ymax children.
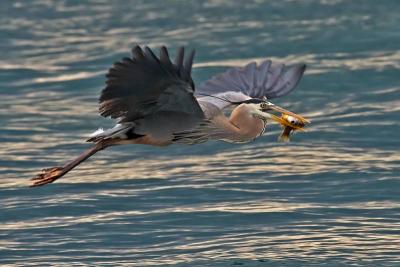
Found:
<box><xmin>31</xmin><ymin>45</ymin><xmax>309</xmax><ymax>187</ymax></box>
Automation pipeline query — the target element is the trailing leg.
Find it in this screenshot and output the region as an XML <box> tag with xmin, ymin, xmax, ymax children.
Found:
<box><xmin>30</xmin><ymin>141</ymin><xmax>109</xmax><ymax>187</ymax></box>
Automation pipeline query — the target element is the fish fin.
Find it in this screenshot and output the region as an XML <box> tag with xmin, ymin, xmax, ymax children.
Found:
<box><xmin>278</xmin><ymin>127</ymin><xmax>292</xmax><ymax>142</ymax></box>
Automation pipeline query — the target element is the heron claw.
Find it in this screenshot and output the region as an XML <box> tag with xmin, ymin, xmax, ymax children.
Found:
<box><xmin>30</xmin><ymin>167</ymin><xmax>65</xmax><ymax>187</ymax></box>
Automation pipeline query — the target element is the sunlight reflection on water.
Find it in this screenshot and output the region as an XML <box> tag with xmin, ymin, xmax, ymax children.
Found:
<box><xmin>1</xmin><ymin>0</ymin><xmax>400</xmax><ymax>266</ymax></box>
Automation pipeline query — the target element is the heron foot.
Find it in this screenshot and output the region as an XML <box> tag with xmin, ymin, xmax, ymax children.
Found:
<box><xmin>30</xmin><ymin>166</ymin><xmax>65</xmax><ymax>187</ymax></box>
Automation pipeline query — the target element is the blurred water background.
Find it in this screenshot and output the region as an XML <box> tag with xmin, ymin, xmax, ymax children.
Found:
<box><xmin>1</xmin><ymin>0</ymin><xmax>400</xmax><ymax>266</ymax></box>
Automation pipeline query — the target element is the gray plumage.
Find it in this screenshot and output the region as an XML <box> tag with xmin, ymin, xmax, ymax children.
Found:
<box><xmin>31</xmin><ymin>45</ymin><xmax>307</xmax><ymax>187</ymax></box>
<box><xmin>99</xmin><ymin>45</ymin><xmax>200</xmax><ymax>123</ymax></box>
<box><xmin>196</xmin><ymin>59</ymin><xmax>306</xmax><ymax>100</ymax></box>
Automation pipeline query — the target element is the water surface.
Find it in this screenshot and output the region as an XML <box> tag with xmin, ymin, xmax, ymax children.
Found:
<box><xmin>1</xmin><ymin>1</ymin><xmax>399</xmax><ymax>266</ymax></box>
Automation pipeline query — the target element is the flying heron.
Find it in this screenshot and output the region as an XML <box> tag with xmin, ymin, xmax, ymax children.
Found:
<box><xmin>31</xmin><ymin>45</ymin><xmax>309</xmax><ymax>187</ymax></box>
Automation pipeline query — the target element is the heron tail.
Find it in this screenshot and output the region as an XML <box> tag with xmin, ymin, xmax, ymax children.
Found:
<box><xmin>30</xmin><ymin>141</ymin><xmax>111</xmax><ymax>187</ymax></box>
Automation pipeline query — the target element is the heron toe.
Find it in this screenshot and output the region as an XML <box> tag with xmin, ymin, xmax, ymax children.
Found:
<box><xmin>30</xmin><ymin>167</ymin><xmax>65</xmax><ymax>187</ymax></box>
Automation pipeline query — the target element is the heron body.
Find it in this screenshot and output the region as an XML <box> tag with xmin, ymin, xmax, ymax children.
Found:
<box><xmin>31</xmin><ymin>46</ymin><xmax>309</xmax><ymax>186</ymax></box>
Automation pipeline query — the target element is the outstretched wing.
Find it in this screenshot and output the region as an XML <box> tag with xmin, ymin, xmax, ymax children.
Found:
<box><xmin>195</xmin><ymin>60</ymin><xmax>306</xmax><ymax>110</ymax></box>
<box><xmin>99</xmin><ymin>45</ymin><xmax>202</xmax><ymax>123</ymax></box>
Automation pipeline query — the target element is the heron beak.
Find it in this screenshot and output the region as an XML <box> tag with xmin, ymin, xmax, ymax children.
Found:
<box><xmin>263</xmin><ymin>102</ymin><xmax>310</xmax><ymax>124</ymax></box>
<box><xmin>267</xmin><ymin>113</ymin><xmax>286</xmax><ymax>124</ymax></box>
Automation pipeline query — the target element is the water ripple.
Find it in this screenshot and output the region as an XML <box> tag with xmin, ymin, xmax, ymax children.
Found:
<box><xmin>1</xmin><ymin>0</ymin><xmax>400</xmax><ymax>266</ymax></box>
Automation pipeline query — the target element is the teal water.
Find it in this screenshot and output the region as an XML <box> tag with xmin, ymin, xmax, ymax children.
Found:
<box><xmin>1</xmin><ymin>1</ymin><xmax>399</xmax><ymax>266</ymax></box>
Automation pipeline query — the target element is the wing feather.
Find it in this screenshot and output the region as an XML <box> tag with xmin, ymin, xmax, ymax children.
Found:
<box><xmin>226</xmin><ymin>68</ymin><xmax>248</xmax><ymax>92</ymax></box>
<box><xmin>265</xmin><ymin>63</ymin><xmax>284</xmax><ymax>90</ymax></box>
<box><xmin>195</xmin><ymin>59</ymin><xmax>306</xmax><ymax>109</ymax></box>
<box><xmin>99</xmin><ymin>45</ymin><xmax>202</xmax><ymax>123</ymax></box>
<box><xmin>175</xmin><ymin>46</ymin><xmax>184</xmax><ymax>73</ymax></box>
<box><xmin>242</xmin><ymin>62</ymin><xmax>257</xmax><ymax>91</ymax></box>
<box><xmin>254</xmin><ymin>60</ymin><xmax>271</xmax><ymax>95</ymax></box>
<box><xmin>184</xmin><ymin>49</ymin><xmax>195</xmax><ymax>76</ymax></box>
<box><xmin>266</xmin><ymin>64</ymin><xmax>306</xmax><ymax>98</ymax></box>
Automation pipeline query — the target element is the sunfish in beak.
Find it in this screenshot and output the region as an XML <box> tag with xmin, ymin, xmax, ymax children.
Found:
<box><xmin>261</xmin><ymin>101</ymin><xmax>310</xmax><ymax>142</ymax></box>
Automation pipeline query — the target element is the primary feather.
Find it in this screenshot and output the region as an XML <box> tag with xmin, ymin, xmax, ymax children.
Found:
<box><xmin>195</xmin><ymin>59</ymin><xmax>306</xmax><ymax>110</ymax></box>
<box><xmin>99</xmin><ymin>45</ymin><xmax>200</xmax><ymax>123</ymax></box>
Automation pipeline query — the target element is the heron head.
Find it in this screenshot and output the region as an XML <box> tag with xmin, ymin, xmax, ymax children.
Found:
<box><xmin>247</xmin><ymin>100</ymin><xmax>309</xmax><ymax>128</ymax></box>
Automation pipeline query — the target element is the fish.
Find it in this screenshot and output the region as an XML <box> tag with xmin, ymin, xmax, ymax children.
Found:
<box><xmin>278</xmin><ymin>114</ymin><xmax>308</xmax><ymax>142</ymax></box>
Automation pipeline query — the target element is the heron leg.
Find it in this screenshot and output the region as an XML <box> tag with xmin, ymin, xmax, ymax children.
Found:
<box><xmin>30</xmin><ymin>141</ymin><xmax>110</xmax><ymax>187</ymax></box>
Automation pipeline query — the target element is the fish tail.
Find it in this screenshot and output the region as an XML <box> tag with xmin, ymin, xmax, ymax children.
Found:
<box><xmin>278</xmin><ymin>127</ymin><xmax>292</xmax><ymax>142</ymax></box>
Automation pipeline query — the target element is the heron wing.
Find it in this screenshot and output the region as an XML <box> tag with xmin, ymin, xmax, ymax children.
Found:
<box><xmin>195</xmin><ymin>59</ymin><xmax>306</xmax><ymax>110</ymax></box>
<box><xmin>99</xmin><ymin>46</ymin><xmax>203</xmax><ymax>123</ymax></box>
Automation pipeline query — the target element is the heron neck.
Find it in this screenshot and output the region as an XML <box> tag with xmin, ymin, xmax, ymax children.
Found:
<box><xmin>229</xmin><ymin>112</ymin><xmax>266</xmax><ymax>141</ymax></box>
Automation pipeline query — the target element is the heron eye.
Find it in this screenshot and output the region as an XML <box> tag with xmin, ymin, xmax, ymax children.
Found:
<box><xmin>260</xmin><ymin>103</ymin><xmax>267</xmax><ymax>109</ymax></box>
